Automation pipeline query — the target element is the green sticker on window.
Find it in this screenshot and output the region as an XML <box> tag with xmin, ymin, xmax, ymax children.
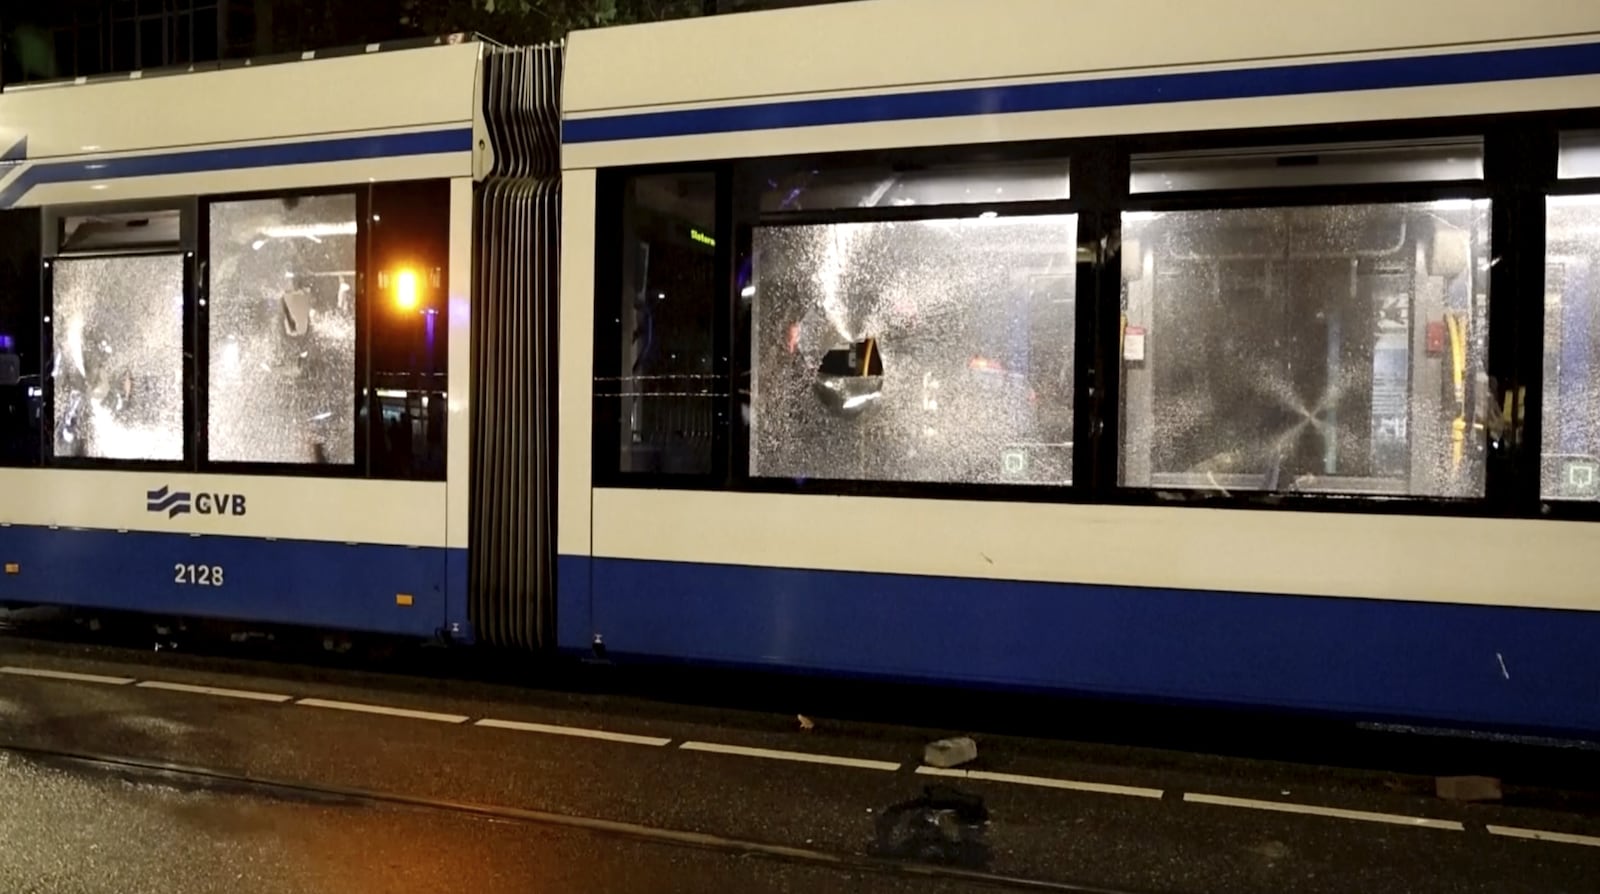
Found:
<box><xmin>1565</xmin><ymin>459</ymin><xmax>1599</xmax><ymax>496</ymax></box>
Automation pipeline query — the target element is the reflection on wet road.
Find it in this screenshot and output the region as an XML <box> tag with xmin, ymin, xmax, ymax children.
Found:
<box><xmin>0</xmin><ymin>749</ymin><xmax>986</xmax><ymax>894</ymax></box>
<box><xmin>3</xmin><ymin>638</ymin><xmax>1599</xmax><ymax>894</ymax></box>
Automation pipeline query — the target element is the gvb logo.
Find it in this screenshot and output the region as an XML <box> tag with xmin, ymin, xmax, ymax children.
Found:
<box><xmin>146</xmin><ymin>486</ymin><xmax>191</xmax><ymax>518</ymax></box>
<box><xmin>145</xmin><ymin>486</ymin><xmax>247</xmax><ymax>519</ymax></box>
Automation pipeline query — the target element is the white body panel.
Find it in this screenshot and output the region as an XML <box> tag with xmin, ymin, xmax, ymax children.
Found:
<box><xmin>563</xmin><ymin>0</ymin><xmax>1600</xmax><ymax>115</ymax></box>
<box><xmin>557</xmin><ymin>170</ymin><xmax>598</xmax><ymax>558</ymax></box>
<box><xmin>562</xmin><ymin>2</ymin><xmax>1600</xmax><ymax>168</ymax></box>
<box><xmin>446</xmin><ymin>177</ymin><xmax>474</xmax><ymax>550</ymax></box>
<box><xmin>0</xmin><ymin>44</ymin><xmax>483</xmax><ymax>209</ymax></box>
<box><xmin>9</xmin><ymin>138</ymin><xmax>470</xmax><ymax>209</ymax></box>
<box><xmin>559</xmin><ymin>0</ymin><xmax>1600</xmax><ymax>610</ymax></box>
<box><xmin>591</xmin><ymin>489</ymin><xmax>1592</xmax><ymax>612</ymax></box>
<box><xmin>0</xmin><ymin>43</ymin><xmax>480</xmax><ymax>162</ymax></box>
<box><xmin>563</xmin><ymin>74</ymin><xmax>1600</xmax><ymax>170</ymax></box>
<box><xmin>0</xmin><ymin>469</ymin><xmax>445</xmax><ymax>548</ymax></box>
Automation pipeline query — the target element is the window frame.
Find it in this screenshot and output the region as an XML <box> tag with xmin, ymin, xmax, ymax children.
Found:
<box><xmin>586</xmin><ymin>111</ymin><xmax>1596</xmax><ymax>522</ymax></box>
<box><xmin>40</xmin><ymin>195</ymin><xmax>198</xmax><ymax>472</ymax></box>
<box><xmin>1533</xmin><ymin>150</ymin><xmax>1600</xmax><ymax>521</ymax></box>
<box><xmin>196</xmin><ymin>184</ymin><xmax>372</xmax><ymax>479</ymax></box>
<box><xmin>734</xmin><ymin>149</ymin><xmax>1086</xmax><ymax>498</ymax></box>
<box><xmin>591</xmin><ymin>161</ymin><xmax>733</xmax><ymax>491</ymax></box>
<box><xmin>8</xmin><ymin>178</ymin><xmax>451</xmax><ymax>481</ymax></box>
<box><xmin>0</xmin><ymin>207</ymin><xmax>45</xmax><ymax>469</ymax></box>
<box><xmin>1107</xmin><ymin>135</ymin><xmax>1496</xmax><ymax>514</ymax></box>
<box><xmin>41</xmin><ymin>249</ymin><xmax>197</xmax><ymax>470</ymax></box>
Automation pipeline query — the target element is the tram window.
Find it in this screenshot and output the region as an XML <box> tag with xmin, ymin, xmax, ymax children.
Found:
<box><xmin>606</xmin><ymin>172</ymin><xmax>718</xmax><ymax>475</ymax></box>
<box><xmin>50</xmin><ymin>253</ymin><xmax>186</xmax><ymax>461</ymax></box>
<box><xmin>1130</xmin><ymin>139</ymin><xmax>1483</xmax><ymax>193</ymax></box>
<box><xmin>1118</xmin><ymin>201</ymin><xmax>1491</xmax><ymax>498</ymax></box>
<box><xmin>367</xmin><ymin>179</ymin><xmax>449</xmax><ymax>481</ymax></box>
<box><xmin>749</xmin><ymin>214</ymin><xmax>1078</xmax><ymax>485</ymax></box>
<box><xmin>206</xmin><ymin>193</ymin><xmax>358</xmax><ymax>466</ymax></box>
<box><xmin>1557</xmin><ymin>132</ymin><xmax>1600</xmax><ymax>180</ymax></box>
<box><xmin>1541</xmin><ymin>194</ymin><xmax>1600</xmax><ymax>500</ymax></box>
<box><xmin>0</xmin><ymin>209</ymin><xmax>42</xmax><ymax>467</ymax></box>
<box><xmin>759</xmin><ymin>159</ymin><xmax>1070</xmax><ymax>214</ymax></box>
<box><xmin>57</xmin><ymin>209</ymin><xmax>183</xmax><ymax>254</ymax></box>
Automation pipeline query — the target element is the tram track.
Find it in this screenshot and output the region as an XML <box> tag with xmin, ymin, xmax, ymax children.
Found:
<box><xmin>0</xmin><ymin>741</ymin><xmax>1151</xmax><ymax>894</ymax></box>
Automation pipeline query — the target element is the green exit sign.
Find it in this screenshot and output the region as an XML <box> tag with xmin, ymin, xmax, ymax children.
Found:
<box><xmin>690</xmin><ymin>228</ymin><xmax>715</xmax><ymax>247</ymax></box>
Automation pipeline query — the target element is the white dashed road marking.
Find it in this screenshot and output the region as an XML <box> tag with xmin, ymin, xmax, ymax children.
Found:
<box><xmin>476</xmin><ymin>717</ymin><xmax>672</xmax><ymax>746</ymax></box>
<box><xmin>295</xmin><ymin>697</ymin><xmax>470</xmax><ymax>724</ymax></box>
<box><xmin>8</xmin><ymin>662</ymin><xmax>1600</xmax><ymax>850</ymax></box>
<box><xmin>1184</xmin><ymin>792</ymin><xmax>1465</xmax><ymax>830</ymax></box>
<box><xmin>1488</xmin><ymin>825</ymin><xmax>1600</xmax><ymax>848</ymax></box>
<box><xmin>136</xmin><ymin>680</ymin><xmax>294</xmax><ymax>703</ymax></box>
<box><xmin>917</xmin><ymin>765</ymin><xmax>1164</xmax><ymax>799</ymax></box>
<box><xmin>679</xmin><ymin>741</ymin><xmax>901</xmax><ymax>771</ymax></box>
<box><xmin>0</xmin><ymin>666</ymin><xmax>135</xmax><ymax>685</ymax></box>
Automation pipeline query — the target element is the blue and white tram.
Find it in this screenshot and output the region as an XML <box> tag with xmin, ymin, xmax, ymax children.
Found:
<box><xmin>0</xmin><ymin>36</ymin><xmax>551</xmax><ymax>640</ymax></box>
<box><xmin>557</xmin><ymin>0</ymin><xmax>1600</xmax><ymax>734</ymax></box>
<box><xmin>4</xmin><ymin>0</ymin><xmax>1600</xmax><ymax>735</ymax></box>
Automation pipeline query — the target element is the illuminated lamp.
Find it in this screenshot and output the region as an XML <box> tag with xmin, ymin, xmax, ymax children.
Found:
<box><xmin>394</xmin><ymin>269</ymin><xmax>419</xmax><ymax>311</ymax></box>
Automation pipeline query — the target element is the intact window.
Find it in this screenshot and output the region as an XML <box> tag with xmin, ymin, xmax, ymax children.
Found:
<box><xmin>604</xmin><ymin>172</ymin><xmax>719</xmax><ymax>476</ymax></box>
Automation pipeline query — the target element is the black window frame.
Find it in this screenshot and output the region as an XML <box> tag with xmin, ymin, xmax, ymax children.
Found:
<box><xmin>195</xmin><ymin>178</ymin><xmax>452</xmax><ymax>482</ymax></box>
<box><xmin>13</xmin><ymin>177</ymin><xmax>452</xmax><ymax>481</ymax></box>
<box><xmin>0</xmin><ymin>207</ymin><xmax>45</xmax><ymax>469</ymax></box>
<box><xmin>591</xmin><ymin>162</ymin><xmax>732</xmax><ymax>490</ymax></box>
<box><xmin>39</xmin><ymin>196</ymin><xmax>198</xmax><ymax>472</ymax></box>
<box><xmin>732</xmin><ymin>143</ymin><xmax>1087</xmax><ymax>502</ymax></box>
<box><xmin>585</xmin><ymin>108</ymin><xmax>1597</xmax><ymax>523</ymax></box>
<box><xmin>1107</xmin><ymin>128</ymin><xmax>1497</xmax><ymax>517</ymax></box>
<box><xmin>197</xmin><ymin>183</ymin><xmax>372</xmax><ymax>479</ymax></box>
<box><xmin>1533</xmin><ymin>127</ymin><xmax>1600</xmax><ymax>522</ymax></box>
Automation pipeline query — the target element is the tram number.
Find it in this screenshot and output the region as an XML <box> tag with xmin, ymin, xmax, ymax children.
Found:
<box><xmin>174</xmin><ymin>564</ymin><xmax>225</xmax><ymax>587</ymax></box>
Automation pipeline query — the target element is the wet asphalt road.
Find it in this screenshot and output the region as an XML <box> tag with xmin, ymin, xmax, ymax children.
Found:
<box><xmin>2</xmin><ymin>635</ymin><xmax>1599</xmax><ymax>893</ymax></box>
<box><xmin>0</xmin><ymin>748</ymin><xmax>990</xmax><ymax>894</ymax></box>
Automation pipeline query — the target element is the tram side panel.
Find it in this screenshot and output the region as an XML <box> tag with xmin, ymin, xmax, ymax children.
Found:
<box><xmin>559</xmin><ymin>0</ymin><xmax>1600</xmax><ymax>734</ymax></box>
<box><xmin>0</xmin><ymin>42</ymin><xmax>483</xmax><ymax>636</ymax></box>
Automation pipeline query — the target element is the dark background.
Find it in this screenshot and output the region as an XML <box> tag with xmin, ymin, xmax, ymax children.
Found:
<box><xmin>0</xmin><ymin>0</ymin><xmax>849</xmax><ymax>87</ymax></box>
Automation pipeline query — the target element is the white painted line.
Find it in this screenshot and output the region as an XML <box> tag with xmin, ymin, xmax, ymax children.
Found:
<box><xmin>0</xmin><ymin>666</ymin><xmax>135</xmax><ymax>686</ymax></box>
<box><xmin>476</xmin><ymin>718</ymin><xmax>671</xmax><ymax>746</ymax></box>
<box><xmin>295</xmin><ymin>698</ymin><xmax>469</xmax><ymax>724</ymax></box>
<box><xmin>916</xmin><ymin>765</ymin><xmax>1163</xmax><ymax>799</ymax></box>
<box><xmin>680</xmin><ymin>741</ymin><xmax>900</xmax><ymax>772</ymax></box>
<box><xmin>1488</xmin><ymin>825</ymin><xmax>1600</xmax><ymax>848</ymax></box>
<box><xmin>136</xmin><ymin>680</ymin><xmax>293</xmax><ymax>703</ymax></box>
<box><xmin>1184</xmin><ymin>792</ymin><xmax>1464</xmax><ymax>830</ymax></box>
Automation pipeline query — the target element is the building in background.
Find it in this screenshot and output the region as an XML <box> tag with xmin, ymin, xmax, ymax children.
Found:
<box><xmin>2</xmin><ymin>0</ymin><xmax>256</xmax><ymax>86</ymax></box>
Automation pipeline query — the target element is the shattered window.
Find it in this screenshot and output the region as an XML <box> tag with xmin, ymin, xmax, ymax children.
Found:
<box><xmin>1542</xmin><ymin>194</ymin><xmax>1600</xmax><ymax>501</ymax></box>
<box><xmin>207</xmin><ymin>194</ymin><xmax>358</xmax><ymax>465</ymax></box>
<box><xmin>50</xmin><ymin>254</ymin><xmax>187</xmax><ymax>461</ymax></box>
<box><xmin>760</xmin><ymin>160</ymin><xmax>1070</xmax><ymax>213</ymax></box>
<box><xmin>1118</xmin><ymin>201</ymin><xmax>1492</xmax><ymax>497</ymax></box>
<box><xmin>749</xmin><ymin>214</ymin><xmax>1078</xmax><ymax>484</ymax></box>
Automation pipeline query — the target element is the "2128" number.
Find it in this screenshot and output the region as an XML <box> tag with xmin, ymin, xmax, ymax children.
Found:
<box><xmin>174</xmin><ymin>564</ymin><xmax>224</xmax><ymax>587</ymax></box>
